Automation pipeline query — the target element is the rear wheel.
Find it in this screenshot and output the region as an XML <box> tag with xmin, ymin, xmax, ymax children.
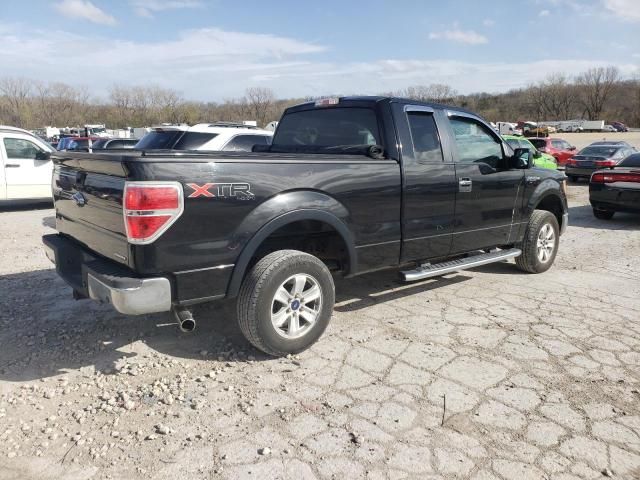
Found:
<box><xmin>593</xmin><ymin>208</ymin><xmax>615</xmax><ymax>220</ymax></box>
<box><xmin>237</xmin><ymin>250</ymin><xmax>335</xmax><ymax>357</ymax></box>
<box><xmin>516</xmin><ymin>210</ymin><xmax>560</xmax><ymax>274</ymax></box>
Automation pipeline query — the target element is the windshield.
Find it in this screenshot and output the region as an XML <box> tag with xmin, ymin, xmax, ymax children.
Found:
<box><xmin>578</xmin><ymin>146</ymin><xmax>619</xmax><ymax>157</ymax></box>
<box><xmin>529</xmin><ymin>138</ymin><xmax>546</xmax><ymax>149</ymax></box>
<box><xmin>272</xmin><ymin>107</ymin><xmax>381</xmax><ymax>148</ymax></box>
<box><xmin>620</xmin><ymin>154</ymin><xmax>640</xmax><ymax>167</ymax></box>
<box><xmin>134</xmin><ymin>130</ymin><xmax>184</xmax><ymax>149</ymax></box>
<box><xmin>505</xmin><ymin>139</ymin><xmax>520</xmax><ymax>149</ymax></box>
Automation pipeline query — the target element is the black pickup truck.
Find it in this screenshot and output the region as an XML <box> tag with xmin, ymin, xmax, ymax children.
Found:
<box><xmin>43</xmin><ymin>96</ymin><xmax>568</xmax><ymax>356</ymax></box>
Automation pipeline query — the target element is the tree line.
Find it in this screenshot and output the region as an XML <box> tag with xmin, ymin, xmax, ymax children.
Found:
<box><xmin>1</xmin><ymin>67</ymin><xmax>638</xmax><ymax>131</ymax></box>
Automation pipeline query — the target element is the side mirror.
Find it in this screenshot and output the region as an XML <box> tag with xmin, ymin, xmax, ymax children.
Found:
<box><xmin>533</xmin><ymin>150</ymin><xmax>542</xmax><ymax>159</ymax></box>
<box><xmin>511</xmin><ymin>148</ymin><xmax>532</xmax><ymax>169</ymax></box>
<box><xmin>35</xmin><ymin>151</ymin><xmax>51</xmax><ymax>161</ymax></box>
<box><xmin>569</xmin><ymin>146</ymin><xmax>576</xmax><ymax>151</ymax></box>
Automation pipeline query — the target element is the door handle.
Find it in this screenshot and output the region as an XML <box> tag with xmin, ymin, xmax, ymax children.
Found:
<box><xmin>459</xmin><ymin>177</ymin><xmax>472</xmax><ymax>192</ymax></box>
<box><xmin>5</xmin><ymin>164</ymin><xmax>20</xmax><ymax>168</ymax></box>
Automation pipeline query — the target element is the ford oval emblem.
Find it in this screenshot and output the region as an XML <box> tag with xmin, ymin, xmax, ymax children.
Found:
<box><xmin>72</xmin><ymin>192</ymin><xmax>86</xmax><ymax>207</ymax></box>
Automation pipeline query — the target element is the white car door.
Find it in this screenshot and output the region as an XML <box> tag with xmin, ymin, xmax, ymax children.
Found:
<box><xmin>1</xmin><ymin>134</ymin><xmax>54</xmax><ymax>200</ymax></box>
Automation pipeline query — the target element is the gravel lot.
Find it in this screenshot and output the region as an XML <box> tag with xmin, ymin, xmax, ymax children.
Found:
<box><xmin>1</xmin><ymin>184</ymin><xmax>639</xmax><ymax>480</ymax></box>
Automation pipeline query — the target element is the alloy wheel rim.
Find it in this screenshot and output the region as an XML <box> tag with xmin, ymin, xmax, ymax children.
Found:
<box><xmin>271</xmin><ymin>274</ymin><xmax>322</xmax><ymax>339</ymax></box>
<box><xmin>536</xmin><ymin>223</ymin><xmax>556</xmax><ymax>263</ymax></box>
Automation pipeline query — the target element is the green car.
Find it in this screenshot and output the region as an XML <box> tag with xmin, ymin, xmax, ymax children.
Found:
<box><xmin>502</xmin><ymin>135</ymin><xmax>557</xmax><ymax>170</ymax></box>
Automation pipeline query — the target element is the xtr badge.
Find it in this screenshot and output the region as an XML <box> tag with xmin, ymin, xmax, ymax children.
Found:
<box><xmin>186</xmin><ymin>183</ymin><xmax>254</xmax><ymax>200</ymax></box>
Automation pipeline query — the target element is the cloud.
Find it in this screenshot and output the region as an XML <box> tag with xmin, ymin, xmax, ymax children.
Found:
<box><xmin>539</xmin><ymin>9</ymin><xmax>551</xmax><ymax>16</ymax></box>
<box><xmin>130</xmin><ymin>0</ymin><xmax>203</xmax><ymax>18</ymax></box>
<box><xmin>429</xmin><ymin>29</ymin><xmax>488</xmax><ymax>45</ymax></box>
<box><xmin>603</xmin><ymin>0</ymin><xmax>640</xmax><ymax>22</ymax></box>
<box><xmin>482</xmin><ymin>19</ymin><xmax>495</xmax><ymax>27</ymax></box>
<box><xmin>0</xmin><ymin>23</ymin><xmax>637</xmax><ymax>101</ymax></box>
<box><xmin>53</xmin><ymin>0</ymin><xmax>116</xmax><ymax>26</ymax></box>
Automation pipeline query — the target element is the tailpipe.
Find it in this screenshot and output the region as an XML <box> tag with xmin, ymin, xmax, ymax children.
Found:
<box><xmin>173</xmin><ymin>307</ymin><xmax>196</xmax><ymax>333</ymax></box>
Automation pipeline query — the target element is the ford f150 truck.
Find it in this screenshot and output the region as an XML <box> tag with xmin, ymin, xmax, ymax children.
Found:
<box><xmin>43</xmin><ymin>96</ymin><xmax>569</xmax><ymax>356</ymax></box>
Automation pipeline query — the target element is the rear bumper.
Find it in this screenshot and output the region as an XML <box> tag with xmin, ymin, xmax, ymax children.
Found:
<box><xmin>43</xmin><ymin>234</ymin><xmax>171</xmax><ymax>315</ymax></box>
<box><xmin>589</xmin><ymin>187</ymin><xmax>640</xmax><ymax>214</ymax></box>
<box><xmin>565</xmin><ymin>166</ymin><xmax>597</xmax><ymax>177</ymax></box>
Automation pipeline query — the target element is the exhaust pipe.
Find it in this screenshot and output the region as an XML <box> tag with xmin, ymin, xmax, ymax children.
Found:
<box><xmin>173</xmin><ymin>307</ymin><xmax>196</xmax><ymax>332</ymax></box>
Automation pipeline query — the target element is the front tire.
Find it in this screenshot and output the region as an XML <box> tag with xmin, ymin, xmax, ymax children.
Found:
<box><xmin>237</xmin><ymin>250</ymin><xmax>335</xmax><ymax>357</ymax></box>
<box><xmin>593</xmin><ymin>208</ymin><xmax>615</xmax><ymax>220</ymax></box>
<box><xmin>515</xmin><ymin>210</ymin><xmax>560</xmax><ymax>273</ymax></box>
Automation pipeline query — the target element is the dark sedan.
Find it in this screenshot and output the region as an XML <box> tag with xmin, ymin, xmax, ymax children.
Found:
<box><xmin>566</xmin><ymin>144</ymin><xmax>636</xmax><ymax>181</ymax></box>
<box><xmin>590</xmin><ymin>153</ymin><xmax>640</xmax><ymax>219</ymax></box>
<box><xmin>91</xmin><ymin>138</ymin><xmax>139</xmax><ymax>149</ymax></box>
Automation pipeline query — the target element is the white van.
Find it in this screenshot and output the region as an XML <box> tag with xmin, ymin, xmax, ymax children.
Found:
<box><xmin>0</xmin><ymin>125</ymin><xmax>56</xmax><ymax>203</ymax></box>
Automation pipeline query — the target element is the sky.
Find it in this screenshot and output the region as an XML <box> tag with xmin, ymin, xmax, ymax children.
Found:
<box><xmin>1</xmin><ymin>0</ymin><xmax>639</xmax><ymax>101</ymax></box>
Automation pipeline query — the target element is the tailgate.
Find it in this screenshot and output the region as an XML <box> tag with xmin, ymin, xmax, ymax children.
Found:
<box><xmin>52</xmin><ymin>153</ymin><xmax>131</xmax><ymax>267</ymax></box>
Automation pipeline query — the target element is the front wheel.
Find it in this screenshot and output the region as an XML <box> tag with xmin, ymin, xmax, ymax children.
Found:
<box><xmin>237</xmin><ymin>250</ymin><xmax>335</xmax><ymax>357</ymax></box>
<box><xmin>515</xmin><ymin>210</ymin><xmax>560</xmax><ymax>273</ymax></box>
<box><xmin>593</xmin><ymin>208</ymin><xmax>615</xmax><ymax>220</ymax></box>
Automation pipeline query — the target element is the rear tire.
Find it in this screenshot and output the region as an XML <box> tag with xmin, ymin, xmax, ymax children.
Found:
<box><xmin>593</xmin><ymin>208</ymin><xmax>615</xmax><ymax>220</ymax></box>
<box><xmin>237</xmin><ymin>250</ymin><xmax>335</xmax><ymax>357</ymax></box>
<box><xmin>515</xmin><ymin>210</ymin><xmax>560</xmax><ymax>274</ymax></box>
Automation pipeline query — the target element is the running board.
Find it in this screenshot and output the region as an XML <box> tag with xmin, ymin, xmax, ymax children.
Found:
<box><xmin>401</xmin><ymin>248</ymin><xmax>522</xmax><ymax>282</ymax></box>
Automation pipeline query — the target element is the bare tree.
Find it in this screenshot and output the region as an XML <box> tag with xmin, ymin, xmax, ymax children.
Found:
<box><xmin>401</xmin><ymin>84</ymin><xmax>458</xmax><ymax>104</ymax></box>
<box><xmin>0</xmin><ymin>77</ymin><xmax>34</xmax><ymax>127</ymax></box>
<box><xmin>576</xmin><ymin>67</ymin><xmax>620</xmax><ymax>120</ymax></box>
<box><xmin>539</xmin><ymin>73</ymin><xmax>577</xmax><ymax>120</ymax></box>
<box><xmin>243</xmin><ymin>87</ymin><xmax>276</xmax><ymax>127</ymax></box>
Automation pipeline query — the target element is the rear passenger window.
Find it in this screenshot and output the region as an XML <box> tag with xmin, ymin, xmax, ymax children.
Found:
<box><xmin>450</xmin><ymin>117</ymin><xmax>503</xmax><ymax>168</ymax></box>
<box><xmin>173</xmin><ymin>132</ymin><xmax>218</xmax><ymax>150</ymax></box>
<box><xmin>222</xmin><ymin>135</ymin><xmax>271</xmax><ymax>152</ymax></box>
<box><xmin>406</xmin><ymin>112</ymin><xmax>444</xmax><ymax>163</ymax></box>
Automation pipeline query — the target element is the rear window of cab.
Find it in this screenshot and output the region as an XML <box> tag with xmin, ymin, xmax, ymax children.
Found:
<box><xmin>273</xmin><ymin>107</ymin><xmax>381</xmax><ymax>147</ymax></box>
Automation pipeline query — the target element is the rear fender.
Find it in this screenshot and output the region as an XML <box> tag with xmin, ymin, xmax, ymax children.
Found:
<box><xmin>226</xmin><ymin>190</ymin><xmax>356</xmax><ymax>298</ymax></box>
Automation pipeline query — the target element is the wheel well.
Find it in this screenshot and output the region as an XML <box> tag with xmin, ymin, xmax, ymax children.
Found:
<box><xmin>536</xmin><ymin>195</ymin><xmax>564</xmax><ymax>229</ymax></box>
<box><xmin>249</xmin><ymin>220</ymin><xmax>350</xmax><ymax>274</ymax></box>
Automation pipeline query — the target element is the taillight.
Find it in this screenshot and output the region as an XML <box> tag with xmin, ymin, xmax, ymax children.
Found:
<box><xmin>594</xmin><ymin>159</ymin><xmax>617</xmax><ymax>168</ymax></box>
<box><xmin>566</xmin><ymin>158</ymin><xmax>577</xmax><ymax>166</ymax></box>
<box><xmin>123</xmin><ymin>182</ymin><xmax>184</xmax><ymax>244</ymax></box>
<box><xmin>591</xmin><ymin>172</ymin><xmax>640</xmax><ymax>184</ymax></box>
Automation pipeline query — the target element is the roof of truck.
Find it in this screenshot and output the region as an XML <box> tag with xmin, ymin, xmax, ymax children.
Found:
<box><xmin>287</xmin><ymin>95</ymin><xmax>479</xmax><ymax>117</ymax></box>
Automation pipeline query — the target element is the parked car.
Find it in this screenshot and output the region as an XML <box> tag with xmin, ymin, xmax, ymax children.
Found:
<box><xmin>502</xmin><ymin>135</ymin><xmax>557</xmax><ymax>170</ymax></box>
<box><xmin>91</xmin><ymin>138</ymin><xmax>139</xmax><ymax>150</ymax></box>
<box><xmin>589</xmin><ymin>153</ymin><xmax>640</xmax><ymax>219</ymax></box>
<box><xmin>565</xmin><ymin>144</ymin><xmax>637</xmax><ymax>181</ymax></box>
<box><xmin>0</xmin><ymin>125</ymin><xmax>56</xmax><ymax>202</ymax></box>
<box><xmin>610</xmin><ymin>121</ymin><xmax>629</xmax><ymax>132</ymax></box>
<box><xmin>57</xmin><ymin>137</ymin><xmax>101</xmax><ymax>151</ymax></box>
<box><xmin>602</xmin><ymin>125</ymin><xmax>617</xmax><ymax>133</ymax></box>
<box><xmin>134</xmin><ymin>122</ymin><xmax>273</xmax><ymax>151</ymax></box>
<box><xmin>43</xmin><ymin>96</ymin><xmax>568</xmax><ymax>356</ymax></box>
<box><xmin>590</xmin><ymin>140</ymin><xmax>636</xmax><ymax>150</ymax></box>
<box><xmin>528</xmin><ymin>137</ymin><xmax>577</xmax><ymax>167</ymax></box>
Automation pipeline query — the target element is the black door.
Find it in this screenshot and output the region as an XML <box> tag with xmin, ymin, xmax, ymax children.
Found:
<box><xmin>446</xmin><ymin>113</ymin><xmax>525</xmax><ymax>254</ymax></box>
<box><xmin>393</xmin><ymin>104</ymin><xmax>457</xmax><ymax>263</ymax></box>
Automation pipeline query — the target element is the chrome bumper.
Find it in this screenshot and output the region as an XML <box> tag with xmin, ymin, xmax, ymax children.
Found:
<box><xmin>560</xmin><ymin>212</ymin><xmax>569</xmax><ymax>235</ymax></box>
<box><xmin>87</xmin><ymin>274</ymin><xmax>171</xmax><ymax>315</ymax></box>
<box><xmin>43</xmin><ymin>233</ymin><xmax>172</xmax><ymax>316</ymax></box>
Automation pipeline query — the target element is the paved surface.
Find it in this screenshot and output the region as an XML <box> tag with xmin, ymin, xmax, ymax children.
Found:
<box><xmin>1</xmin><ymin>184</ymin><xmax>639</xmax><ymax>480</ymax></box>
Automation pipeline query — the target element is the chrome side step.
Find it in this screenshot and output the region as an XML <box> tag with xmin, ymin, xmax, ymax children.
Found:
<box><xmin>401</xmin><ymin>248</ymin><xmax>522</xmax><ymax>282</ymax></box>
